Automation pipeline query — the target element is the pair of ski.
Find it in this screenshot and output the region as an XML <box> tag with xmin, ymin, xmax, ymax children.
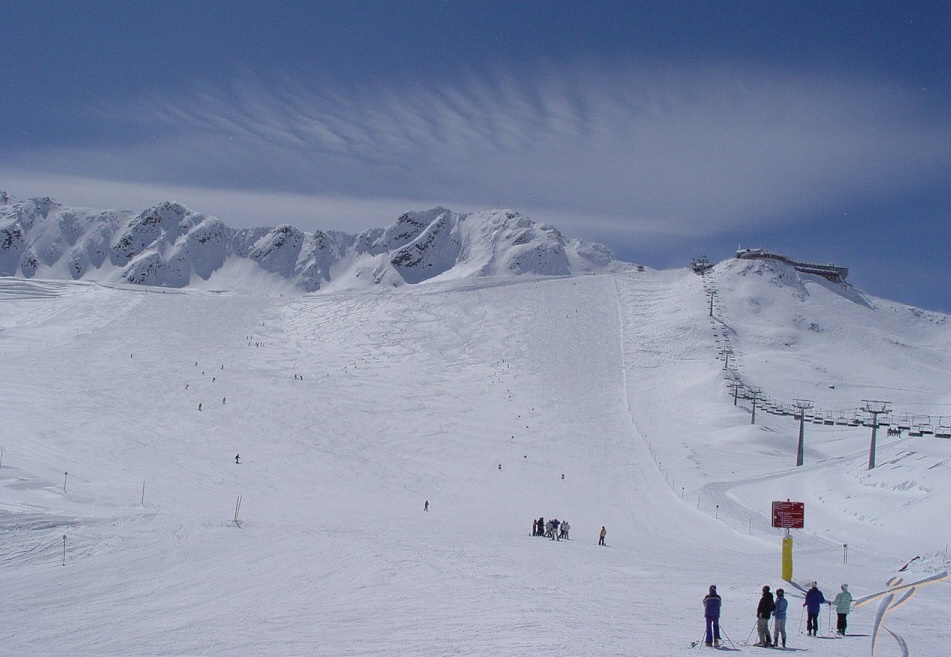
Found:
<box><xmin>690</xmin><ymin>639</ymin><xmax>807</xmax><ymax>651</ymax></box>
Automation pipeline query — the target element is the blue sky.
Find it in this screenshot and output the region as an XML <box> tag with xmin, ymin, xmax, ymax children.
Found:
<box><xmin>3</xmin><ymin>1</ymin><xmax>950</xmax><ymax>311</ymax></box>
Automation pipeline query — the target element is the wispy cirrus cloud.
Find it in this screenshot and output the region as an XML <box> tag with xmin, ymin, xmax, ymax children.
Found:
<box><xmin>5</xmin><ymin>62</ymin><xmax>949</xmax><ymax>245</ymax></box>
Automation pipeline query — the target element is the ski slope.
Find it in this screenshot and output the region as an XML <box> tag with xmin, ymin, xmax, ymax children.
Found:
<box><xmin>0</xmin><ymin>261</ymin><xmax>948</xmax><ymax>656</ymax></box>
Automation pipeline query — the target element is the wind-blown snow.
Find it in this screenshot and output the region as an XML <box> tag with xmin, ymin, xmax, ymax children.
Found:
<box><xmin>0</xmin><ymin>223</ymin><xmax>949</xmax><ymax>656</ymax></box>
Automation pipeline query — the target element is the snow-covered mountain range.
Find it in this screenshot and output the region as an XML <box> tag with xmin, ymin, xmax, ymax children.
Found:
<box><xmin>0</xmin><ymin>193</ymin><xmax>625</xmax><ymax>291</ymax></box>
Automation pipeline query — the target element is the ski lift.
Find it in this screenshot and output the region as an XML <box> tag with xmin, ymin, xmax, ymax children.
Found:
<box><xmin>935</xmin><ymin>419</ymin><xmax>951</xmax><ymax>439</ymax></box>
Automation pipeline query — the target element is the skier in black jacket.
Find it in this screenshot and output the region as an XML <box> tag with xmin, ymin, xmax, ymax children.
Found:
<box><xmin>756</xmin><ymin>585</ymin><xmax>775</xmax><ymax>647</ymax></box>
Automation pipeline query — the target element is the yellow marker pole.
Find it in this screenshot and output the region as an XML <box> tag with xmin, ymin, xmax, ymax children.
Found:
<box><xmin>782</xmin><ymin>530</ymin><xmax>793</xmax><ymax>580</ymax></box>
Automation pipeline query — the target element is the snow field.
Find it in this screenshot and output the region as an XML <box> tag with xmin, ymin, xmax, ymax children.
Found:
<box><xmin>0</xmin><ymin>267</ymin><xmax>948</xmax><ymax>656</ymax></box>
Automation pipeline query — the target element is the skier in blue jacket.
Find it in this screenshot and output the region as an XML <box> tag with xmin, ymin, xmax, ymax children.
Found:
<box><xmin>703</xmin><ymin>585</ymin><xmax>722</xmax><ymax>647</ymax></box>
<box><xmin>804</xmin><ymin>582</ymin><xmax>826</xmax><ymax>636</ymax></box>
<box><xmin>772</xmin><ymin>588</ymin><xmax>789</xmax><ymax>648</ymax></box>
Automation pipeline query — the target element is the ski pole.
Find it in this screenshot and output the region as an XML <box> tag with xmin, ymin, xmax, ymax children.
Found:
<box><xmin>719</xmin><ymin>625</ymin><xmax>736</xmax><ymax>650</ymax></box>
<box><xmin>745</xmin><ymin>621</ymin><xmax>757</xmax><ymax>645</ymax></box>
<box><xmin>798</xmin><ymin>606</ymin><xmax>805</xmax><ymax>634</ymax></box>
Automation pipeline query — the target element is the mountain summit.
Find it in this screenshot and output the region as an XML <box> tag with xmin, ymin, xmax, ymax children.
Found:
<box><xmin>0</xmin><ymin>194</ymin><xmax>628</xmax><ymax>290</ymax></box>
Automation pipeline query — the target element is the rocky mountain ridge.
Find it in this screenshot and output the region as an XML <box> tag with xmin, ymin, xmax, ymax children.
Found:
<box><xmin>0</xmin><ymin>193</ymin><xmax>629</xmax><ymax>291</ymax></box>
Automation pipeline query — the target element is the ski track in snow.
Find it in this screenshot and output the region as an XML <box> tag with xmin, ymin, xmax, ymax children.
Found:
<box><xmin>0</xmin><ymin>271</ymin><xmax>948</xmax><ymax>657</ymax></box>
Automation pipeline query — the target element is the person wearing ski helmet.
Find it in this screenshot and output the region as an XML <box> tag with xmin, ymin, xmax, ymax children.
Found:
<box><xmin>703</xmin><ymin>585</ymin><xmax>722</xmax><ymax>647</ymax></box>
<box><xmin>832</xmin><ymin>584</ymin><xmax>853</xmax><ymax>635</ymax></box>
<box><xmin>772</xmin><ymin>588</ymin><xmax>788</xmax><ymax>648</ymax></box>
<box><xmin>803</xmin><ymin>581</ymin><xmax>826</xmax><ymax>636</ymax></box>
<box><xmin>756</xmin><ymin>585</ymin><xmax>775</xmax><ymax>647</ymax></box>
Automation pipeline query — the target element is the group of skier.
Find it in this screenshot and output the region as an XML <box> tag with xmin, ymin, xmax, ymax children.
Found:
<box><xmin>702</xmin><ymin>581</ymin><xmax>852</xmax><ymax>648</ymax></box>
<box><xmin>532</xmin><ymin>517</ymin><xmax>570</xmax><ymax>540</ymax></box>
<box><xmin>804</xmin><ymin>581</ymin><xmax>853</xmax><ymax>637</ymax></box>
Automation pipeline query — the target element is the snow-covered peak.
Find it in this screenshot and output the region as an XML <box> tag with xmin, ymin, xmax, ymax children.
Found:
<box><xmin>0</xmin><ymin>195</ymin><xmax>631</xmax><ymax>290</ymax></box>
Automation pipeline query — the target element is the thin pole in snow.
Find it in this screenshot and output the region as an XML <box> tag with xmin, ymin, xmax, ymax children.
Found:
<box><xmin>63</xmin><ymin>471</ymin><xmax>68</xmax><ymax>493</ymax></box>
<box><xmin>141</xmin><ymin>480</ymin><xmax>146</xmax><ymax>505</ymax></box>
<box><xmin>62</xmin><ymin>534</ymin><xmax>67</xmax><ymax>566</ymax></box>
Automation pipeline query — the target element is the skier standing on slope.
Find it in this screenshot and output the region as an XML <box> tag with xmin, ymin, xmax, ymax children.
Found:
<box><xmin>599</xmin><ymin>526</ymin><xmax>606</xmax><ymax>546</ymax></box>
<box><xmin>772</xmin><ymin>588</ymin><xmax>788</xmax><ymax>648</ymax></box>
<box><xmin>756</xmin><ymin>585</ymin><xmax>775</xmax><ymax>647</ymax></box>
<box><xmin>832</xmin><ymin>584</ymin><xmax>852</xmax><ymax>635</ymax></box>
<box><xmin>703</xmin><ymin>585</ymin><xmax>722</xmax><ymax>647</ymax></box>
<box><xmin>804</xmin><ymin>581</ymin><xmax>826</xmax><ymax>636</ymax></box>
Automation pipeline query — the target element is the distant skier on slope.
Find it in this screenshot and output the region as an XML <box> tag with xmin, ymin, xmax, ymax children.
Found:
<box><xmin>804</xmin><ymin>582</ymin><xmax>826</xmax><ymax>636</ymax></box>
<box><xmin>598</xmin><ymin>526</ymin><xmax>606</xmax><ymax>546</ymax></box>
<box><xmin>703</xmin><ymin>585</ymin><xmax>722</xmax><ymax>647</ymax></box>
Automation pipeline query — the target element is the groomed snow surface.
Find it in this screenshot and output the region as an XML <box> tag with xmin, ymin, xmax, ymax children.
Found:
<box><xmin>1</xmin><ymin>260</ymin><xmax>949</xmax><ymax>656</ymax></box>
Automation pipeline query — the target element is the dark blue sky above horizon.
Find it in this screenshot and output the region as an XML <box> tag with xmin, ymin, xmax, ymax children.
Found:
<box><xmin>3</xmin><ymin>1</ymin><xmax>950</xmax><ymax>311</ymax></box>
